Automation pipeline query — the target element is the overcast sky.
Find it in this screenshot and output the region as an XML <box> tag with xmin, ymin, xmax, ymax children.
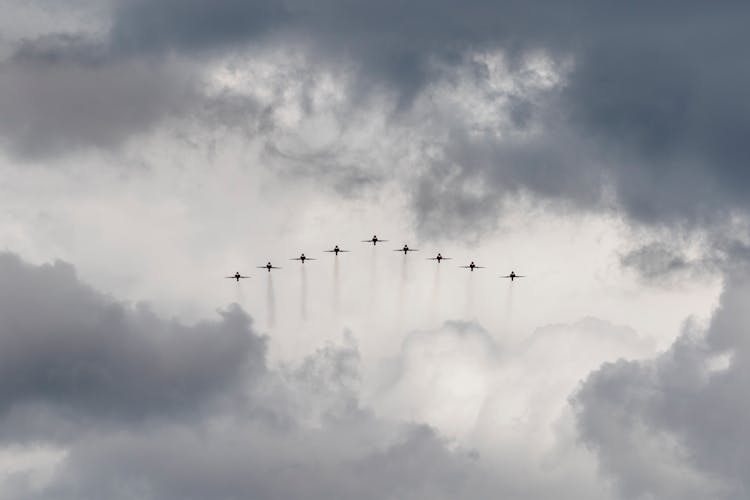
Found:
<box><xmin>1</xmin><ymin>1</ymin><xmax>749</xmax><ymax>499</ymax></box>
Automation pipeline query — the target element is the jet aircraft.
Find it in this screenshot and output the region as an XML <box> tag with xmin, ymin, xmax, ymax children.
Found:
<box><xmin>324</xmin><ymin>245</ymin><xmax>350</xmax><ymax>256</ymax></box>
<box><xmin>501</xmin><ymin>271</ymin><xmax>525</xmax><ymax>281</ymax></box>
<box><xmin>225</xmin><ymin>272</ymin><xmax>250</xmax><ymax>282</ymax></box>
<box><xmin>362</xmin><ymin>235</ymin><xmax>388</xmax><ymax>245</ymax></box>
<box><xmin>460</xmin><ymin>261</ymin><xmax>485</xmax><ymax>271</ymax></box>
<box><xmin>257</xmin><ymin>262</ymin><xmax>282</xmax><ymax>272</ymax></box>
<box><xmin>427</xmin><ymin>253</ymin><xmax>451</xmax><ymax>263</ymax></box>
<box><xmin>395</xmin><ymin>244</ymin><xmax>418</xmax><ymax>254</ymax></box>
<box><xmin>290</xmin><ymin>253</ymin><xmax>316</xmax><ymax>263</ymax></box>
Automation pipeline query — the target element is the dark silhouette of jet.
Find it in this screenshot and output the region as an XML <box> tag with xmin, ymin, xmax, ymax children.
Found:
<box><xmin>395</xmin><ymin>244</ymin><xmax>418</xmax><ymax>254</ymax></box>
<box><xmin>459</xmin><ymin>261</ymin><xmax>485</xmax><ymax>271</ymax></box>
<box><xmin>225</xmin><ymin>272</ymin><xmax>250</xmax><ymax>282</ymax></box>
<box><xmin>362</xmin><ymin>235</ymin><xmax>388</xmax><ymax>245</ymax></box>
<box><xmin>257</xmin><ymin>262</ymin><xmax>282</xmax><ymax>272</ymax></box>
<box><xmin>290</xmin><ymin>253</ymin><xmax>316</xmax><ymax>263</ymax></box>
<box><xmin>501</xmin><ymin>271</ymin><xmax>525</xmax><ymax>281</ymax></box>
<box><xmin>427</xmin><ymin>253</ymin><xmax>451</xmax><ymax>263</ymax></box>
<box><xmin>324</xmin><ymin>245</ymin><xmax>350</xmax><ymax>256</ymax></box>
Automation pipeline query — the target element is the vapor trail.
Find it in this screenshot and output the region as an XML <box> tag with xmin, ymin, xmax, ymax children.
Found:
<box><xmin>235</xmin><ymin>281</ymin><xmax>246</xmax><ymax>307</ymax></box>
<box><xmin>396</xmin><ymin>253</ymin><xmax>407</xmax><ymax>322</ymax></box>
<box><xmin>368</xmin><ymin>245</ymin><xmax>378</xmax><ymax>315</ymax></box>
<box><xmin>267</xmin><ymin>274</ymin><xmax>276</xmax><ymax>329</ymax></box>
<box><xmin>300</xmin><ymin>264</ymin><xmax>308</xmax><ymax>321</ymax></box>
<box><xmin>505</xmin><ymin>279</ymin><xmax>514</xmax><ymax>335</ymax></box>
<box><xmin>429</xmin><ymin>263</ymin><xmax>441</xmax><ymax>323</ymax></box>
<box><xmin>333</xmin><ymin>257</ymin><xmax>340</xmax><ymax>314</ymax></box>
<box><xmin>465</xmin><ymin>272</ymin><xmax>475</xmax><ymax>319</ymax></box>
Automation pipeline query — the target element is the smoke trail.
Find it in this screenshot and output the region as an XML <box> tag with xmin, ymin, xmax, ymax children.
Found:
<box><xmin>429</xmin><ymin>263</ymin><xmax>441</xmax><ymax>323</ymax></box>
<box><xmin>235</xmin><ymin>280</ymin><xmax>246</xmax><ymax>307</ymax></box>
<box><xmin>368</xmin><ymin>245</ymin><xmax>378</xmax><ymax>315</ymax></box>
<box><xmin>266</xmin><ymin>273</ymin><xmax>276</xmax><ymax>329</ymax></box>
<box><xmin>396</xmin><ymin>253</ymin><xmax>407</xmax><ymax>322</ymax></box>
<box><xmin>333</xmin><ymin>257</ymin><xmax>341</xmax><ymax>314</ymax></box>
<box><xmin>465</xmin><ymin>271</ymin><xmax>475</xmax><ymax>319</ymax></box>
<box><xmin>300</xmin><ymin>264</ymin><xmax>308</xmax><ymax>321</ymax></box>
<box><xmin>505</xmin><ymin>279</ymin><xmax>514</xmax><ymax>336</ymax></box>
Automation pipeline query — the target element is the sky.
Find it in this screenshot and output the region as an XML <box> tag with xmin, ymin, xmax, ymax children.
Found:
<box><xmin>0</xmin><ymin>1</ymin><xmax>749</xmax><ymax>498</ymax></box>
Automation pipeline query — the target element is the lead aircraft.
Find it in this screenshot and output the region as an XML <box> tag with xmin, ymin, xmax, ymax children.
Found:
<box><xmin>362</xmin><ymin>235</ymin><xmax>387</xmax><ymax>245</ymax></box>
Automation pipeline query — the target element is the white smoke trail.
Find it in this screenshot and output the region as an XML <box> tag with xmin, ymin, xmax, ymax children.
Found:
<box><xmin>396</xmin><ymin>253</ymin><xmax>407</xmax><ymax>323</ymax></box>
<box><xmin>505</xmin><ymin>279</ymin><xmax>514</xmax><ymax>336</ymax></box>
<box><xmin>235</xmin><ymin>280</ymin><xmax>246</xmax><ymax>307</ymax></box>
<box><xmin>333</xmin><ymin>256</ymin><xmax>340</xmax><ymax>314</ymax></box>
<box><xmin>368</xmin><ymin>245</ymin><xmax>378</xmax><ymax>316</ymax></box>
<box><xmin>465</xmin><ymin>271</ymin><xmax>475</xmax><ymax>319</ymax></box>
<box><xmin>300</xmin><ymin>264</ymin><xmax>308</xmax><ymax>321</ymax></box>
<box><xmin>429</xmin><ymin>263</ymin><xmax>441</xmax><ymax>324</ymax></box>
<box><xmin>266</xmin><ymin>273</ymin><xmax>276</xmax><ymax>329</ymax></box>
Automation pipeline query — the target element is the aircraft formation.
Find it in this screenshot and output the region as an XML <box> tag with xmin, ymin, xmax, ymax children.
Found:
<box><xmin>226</xmin><ymin>235</ymin><xmax>526</xmax><ymax>282</ymax></box>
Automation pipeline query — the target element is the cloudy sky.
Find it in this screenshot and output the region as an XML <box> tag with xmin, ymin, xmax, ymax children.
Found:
<box><xmin>1</xmin><ymin>1</ymin><xmax>749</xmax><ymax>498</ymax></box>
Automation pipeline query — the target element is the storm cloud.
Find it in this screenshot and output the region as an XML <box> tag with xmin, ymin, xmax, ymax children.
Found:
<box><xmin>0</xmin><ymin>252</ymin><xmax>265</xmax><ymax>440</ymax></box>
<box><xmin>0</xmin><ymin>253</ymin><xmax>497</xmax><ymax>500</ymax></box>
<box><xmin>574</xmin><ymin>269</ymin><xmax>750</xmax><ymax>499</ymax></box>
<box><xmin>2</xmin><ymin>1</ymin><xmax>749</xmax><ymax>233</ymax></box>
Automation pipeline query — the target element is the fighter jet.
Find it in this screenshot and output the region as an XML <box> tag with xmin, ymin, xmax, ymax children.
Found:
<box><xmin>459</xmin><ymin>261</ymin><xmax>485</xmax><ymax>271</ymax></box>
<box><xmin>225</xmin><ymin>272</ymin><xmax>250</xmax><ymax>282</ymax></box>
<box><xmin>324</xmin><ymin>245</ymin><xmax>350</xmax><ymax>256</ymax></box>
<box><xmin>427</xmin><ymin>253</ymin><xmax>451</xmax><ymax>263</ymax></box>
<box><xmin>362</xmin><ymin>235</ymin><xmax>388</xmax><ymax>245</ymax></box>
<box><xmin>394</xmin><ymin>244</ymin><xmax>418</xmax><ymax>255</ymax></box>
<box><xmin>290</xmin><ymin>253</ymin><xmax>316</xmax><ymax>263</ymax></box>
<box><xmin>501</xmin><ymin>271</ymin><xmax>525</xmax><ymax>281</ymax></box>
<box><xmin>257</xmin><ymin>262</ymin><xmax>282</xmax><ymax>272</ymax></box>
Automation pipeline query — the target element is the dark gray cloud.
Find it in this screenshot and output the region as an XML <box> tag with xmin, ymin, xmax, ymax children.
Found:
<box><xmin>573</xmin><ymin>270</ymin><xmax>750</xmax><ymax>499</ymax></box>
<box><xmin>0</xmin><ymin>253</ymin><xmax>499</xmax><ymax>500</ymax></box>
<box><xmin>0</xmin><ymin>252</ymin><xmax>265</xmax><ymax>440</ymax></box>
<box><xmin>4</xmin><ymin>1</ymin><xmax>750</xmax><ymax>233</ymax></box>
<box><xmin>13</xmin><ymin>423</ymin><xmax>484</xmax><ymax>500</ymax></box>
<box><xmin>0</xmin><ymin>34</ymin><xmax>199</xmax><ymax>158</ymax></box>
<box><xmin>619</xmin><ymin>241</ymin><xmax>720</xmax><ymax>285</ymax></box>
